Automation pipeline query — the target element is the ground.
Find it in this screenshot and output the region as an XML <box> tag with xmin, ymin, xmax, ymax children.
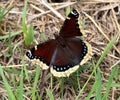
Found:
<box><xmin>0</xmin><ymin>0</ymin><xmax>120</xmax><ymax>100</ymax></box>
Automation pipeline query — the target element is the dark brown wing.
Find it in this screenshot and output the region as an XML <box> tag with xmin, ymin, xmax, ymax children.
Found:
<box><xmin>59</xmin><ymin>9</ymin><xmax>84</xmax><ymax>38</ymax></box>
<box><xmin>25</xmin><ymin>39</ymin><xmax>57</xmax><ymax>69</ymax></box>
<box><xmin>50</xmin><ymin>38</ymin><xmax>92</xmax><ymax>77</ymax></box>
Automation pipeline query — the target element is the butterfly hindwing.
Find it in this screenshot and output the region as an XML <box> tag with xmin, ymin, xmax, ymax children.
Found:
<box><xmin>50</xmin><ymin>38</ymin><xmax>92</xmax><ymax>77</ymax></box>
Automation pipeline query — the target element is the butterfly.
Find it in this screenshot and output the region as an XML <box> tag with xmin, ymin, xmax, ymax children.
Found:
<box><xmin>25</xmin><ymin>9</ymin><xmax>92</xmax><ymax>77</ymax></box>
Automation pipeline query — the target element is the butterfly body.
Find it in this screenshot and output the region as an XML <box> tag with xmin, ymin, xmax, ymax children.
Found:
<box><xmin>26</xmin><ymin>9</ymin><xmax>92</xmax><ymax>77</ymax></box>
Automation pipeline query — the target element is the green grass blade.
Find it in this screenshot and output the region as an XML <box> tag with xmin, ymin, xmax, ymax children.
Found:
<box><xmin>22</xmin><ymin>0</ymin><xmax>34</xmax><ymax>46</ymax></box>
<box><xmin>76</xmin><ymin>33</ymin><xmax>119</xmax><ymax>99</ymax></box>
<box><xmin>85</xmin><ymin>81</ymin><xmax>97</xmax><ymax>100</ymax></box>
<box><xmin>18</xmin><ymin>68</ymin><xmax>24</xmax><ymax>100</ymax></box>
<box><xmin>0</xmin><ymin>30</ymin><xmax>22</xmax><ymax>40</ymax></box>
<box><xmin>20</xmin><ymin>49</ymin><xmax>30</xmax><ymax>83</ymax></box>
<box><xmin>0</xmin><ymin>7</ymin><xmax>6</xmax><ymax>21</ymax></box>
<box><xmin>32</xmin><ymin>66</ymin><xmax>40</xmax><ymax>100</ymax></box>
<box><xmin>22</xmin><ymin>0</ymin><xmax>27</xmax><ymax>34</ymax></box>
<box><xmin>23</xmin><ymin>62</ymin><xmax>30</xmax><ymax>83</ymax></box>
<box><xmin>0</xmin><ymin>4</ymin><xmax>13</xmax><ymax>22</ymax></box>
<box><xmin>27</xmin><ymin>25</ymin><xmax>34</xmax><ymax>45</ymax></box>
<box><xmin>7</xmin><ymin>29</ymin><xmax>13</xmax><ymax>56</ymax></box>
<box><xmin>77</xmin><ymin>70</ymin><xmax>81</xmax><ymax>91</ymax></box>
<box><xmin>0</xmin><ymin>66</ymin><xmax>16</xmax><ymax>100</ymax></box>
<box><xmin>50</xmin><ymin>73</ymin><xmax>53</xmax><ymax>90</ymax></box>
<box><xmin>95</xmin><ymin>70</ymin><xmax>102</xmax><ymax>100</ymax></box>
<box><xmin>110</xmin><ymin>83</ymin><xmax>120</xmax><ymax>87</ymax></box>
<box><xmin>85</xmin><ymin>66</ymin><xmax>102</xmax><ymax>100</ymax></box>
<box><xmin>4</xmin><ymin>68</ymin><xmax>21</xmax><ymax>75</ymax></box>
<box><xmin>46</xmin><ymin>89</ymin><xmax>54</xmax><ymax>100</ymax></box>
<box><xmin>102</xmin><ymin>66</ymin><xmax>118</xmax><ymax>100</ymax></box>
<box><xmin>95</xmin><ymin>33</ymin><xmax>119</xmax><ymax>67</ymax></box>
<box><xmin>66</xmin><ymin>7</ymin><xmax>71</xmax><ymax>16</ymax></box>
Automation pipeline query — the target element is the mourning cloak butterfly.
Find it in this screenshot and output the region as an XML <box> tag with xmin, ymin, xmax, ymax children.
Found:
<box><xmin>25</xmin><ymin>9</ymin><xmax>92</xmax><ymax>77</ymax></box>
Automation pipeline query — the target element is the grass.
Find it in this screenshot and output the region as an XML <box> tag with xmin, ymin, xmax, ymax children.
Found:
<box><xmin>31</xmin><ymin>66</ymin><xmax>41</xmax><ymax>100</ymax></box>
<box><xmin>0</xmin><ymin>30</ymin><xmax>23</xmax><ymax>40</ymax></box>
<box><xmin>0</xmin><ymin>4</ymin><xmax>13</xmax><ymax>23</ymax></box>
<box><xmin>46</xmin><ymin>88</ymin><xmax>55</xmax><ymax>100</ymax></box>
<box><xmin>0</xmin><ymin>66</ymin><xmax>16</xmax><ymax>100</ymax></box>
<box><xmin>0</xmin><ymin>0</ymin><xmax>120</xmax><ymax>100</ymax></box>
<box><xmin>22</xmin><ymin>0</ymin><xmax>34</xmax><ymax>46</ymax></box>
<box><xmin>76</xmin><ymin>33</ymin><xmax>119</xmax><ymax>100</ymax></box>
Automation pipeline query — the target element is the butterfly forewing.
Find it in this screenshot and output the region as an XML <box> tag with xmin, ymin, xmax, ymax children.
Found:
<box><xmin>60</xmin><ymin>9</ymin><xmax>83</xmax><ymax>38</ymax></box>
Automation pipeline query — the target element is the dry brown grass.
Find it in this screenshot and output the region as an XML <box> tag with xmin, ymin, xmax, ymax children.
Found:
<box><xmin>0</xmin><ymin>0</ymin><xmax>120</xmax><ymax>99</ymax></box>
